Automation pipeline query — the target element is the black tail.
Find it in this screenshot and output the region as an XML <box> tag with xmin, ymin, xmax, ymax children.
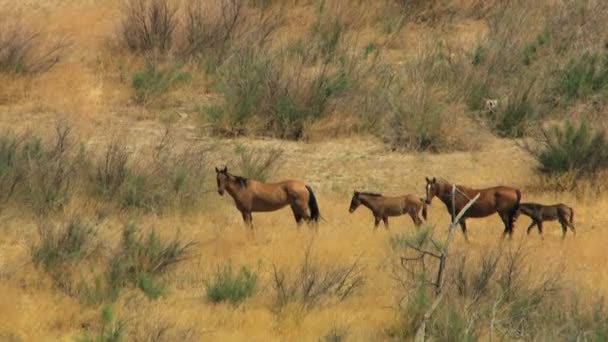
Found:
<box><xmin>420</xmin><ymin>198</ymin><xmax>428</xmax><ymax>221</ymax></box>
<box><xmin>507</xmin><ymin>189</ymin><xmax>522</xmax><ymax>232</ymax></box>
<box><xmin>306</xmin><ymin>185</ymin><xmax>320</xmax><ymax>222</ymax></box>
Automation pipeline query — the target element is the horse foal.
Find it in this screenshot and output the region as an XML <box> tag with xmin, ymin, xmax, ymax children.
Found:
<box><xmin>349</xmin><ymin>191</ymin><xmax>427</xmax><ymax>230</ymax></box>
<box><xmin>517</xmin><ymin>202</ymin><xmax>575</xmax><ymax>239</ymax></box>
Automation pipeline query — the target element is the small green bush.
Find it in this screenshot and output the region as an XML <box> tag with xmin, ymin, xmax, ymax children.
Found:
<box><xmin>553</xmin><ymin>51</ymin><xmax>608</xmax><ymax>103</ymax></box>
<box><xmin>107</xmin><ymin>223</ymin><xmax>195</xmax><ymax>300</ymax></box>
<box><xmin>132</xmin><ymin>62</ymin><xmax>191</xmax><ymax>104</ymax></box>
<box><xmin>206</xmin><ymin>262</ymin><xmax>257</xmax><ymax>305</ymax></box>
<box><xmin>535</xmin><ymin>120</ymin><xmax>608</xmax><ymax>177</ymax></box>
<box><xmin>32</xmin><ymin>219</ymin><xmax>96</xmax><ymax>292</ymax></box>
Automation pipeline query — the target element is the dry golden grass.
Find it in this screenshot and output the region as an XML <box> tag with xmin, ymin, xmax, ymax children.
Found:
<box><xmin>1</xmin><ymin>132</ymin><xmax>608</xmax><ymax>340</ymax></box>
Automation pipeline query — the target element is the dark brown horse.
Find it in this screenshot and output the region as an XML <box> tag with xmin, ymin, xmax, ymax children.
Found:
<box><xmin>348</xmin><ymin>191</ymin><xmax>427</xmax><ymax>230</ymax></box>
<box><xmin>424</xmin><ymin>177</ymin><xmax>521</xmax><ymax>241</ymax></box>
<box><xmin>215</xmin><ymin>166</ymin><xmax>320</xmax><ymax>229</ymax></box>
<box><xmin>516</xmin><ymin>202</ymin><xmax>575</xmax><ymax>239</ymax></box>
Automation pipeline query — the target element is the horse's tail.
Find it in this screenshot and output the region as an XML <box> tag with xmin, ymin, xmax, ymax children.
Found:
<box><xmin>306</xmin><ymin>185</ymin><xmax>320</xmax><ymax>222</ymax></box>
<box><xmin>420</xmin><ymin>197</ymin><xmax>428</xmax><ymax>221</ymax></box>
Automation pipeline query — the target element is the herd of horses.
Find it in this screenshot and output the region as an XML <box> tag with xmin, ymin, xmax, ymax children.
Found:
<box><xmin>215</xmin><ymin>167</ymin><xmax>576</xmax><ymax>240</ymax></box>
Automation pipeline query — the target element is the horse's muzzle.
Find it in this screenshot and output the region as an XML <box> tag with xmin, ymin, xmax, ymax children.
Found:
<box><xmin>218</xmin><ymin>190</ymin><xmax>224</xmax><ymax>196</ymax></box>
<box><xmin>348</xmin><ymin>208</ymin><xmax>354</xmax><ymax>213</ymax></box>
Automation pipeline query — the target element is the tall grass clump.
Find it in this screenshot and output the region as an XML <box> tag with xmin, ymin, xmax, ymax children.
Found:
<box><xmin>0</xmin><ymin>133</ymin><xmax>22</xmax><ymax>203</ymax></box>
<box><xmin>533</xmin><ymin>120</ymin><xmax>608</xmax><ymax>177</ymax></box>
<box><xmin>205</xmin><ymin>262</ymin><xmax>258</xmax><ymax>305</ymax></box>
<box><xmin>271</xmin><ymin>245</ymin><xmax>365</xmax><ymax>312</ymax></box>
<box><xmin>107</xmin><ymin>223</ymin><xmax>195</xmax><ymax>300</ymax></box>
<box><xmin>78</xmin><ymin>305</ymin><xmax>124</xmax><ymax>342</ymax></box>
<box><xmin>120</xmin><ymin>0</ymin><xmax>178</xmax><ymax>55</ymax></box>
<box><xmin>32</xmin><ymin>219</ymin><xmax>97</xmax><ymax>293</ymax></box>
<box><xmin>233</xmin><ymin>144</ymin><xmax>283</xmax><ymax>182</ymax></box>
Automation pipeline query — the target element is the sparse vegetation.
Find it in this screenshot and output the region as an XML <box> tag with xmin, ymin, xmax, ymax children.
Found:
<box><xmin>205</xmin><ymin>262</ymin><xmax>258</xmax><ymax>305</ymax></box>
<box><xmin>120</xmin><ymin>0</ymin><xmax>178</xmax><ymax>55</ymax></box>
<box><xmin>271</xmin><ymin>245</ymin><xmax>365</xmax><ymax>312</ymax></box>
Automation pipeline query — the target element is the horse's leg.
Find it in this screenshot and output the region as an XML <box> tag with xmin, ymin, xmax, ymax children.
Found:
<box><xmin>526</xmin><ymin>221</ymin><xmax>536</xmax><ymax>235</ymax></box>
<box><xmin>289</xmin><ymin>203</ymin><xmax>304</xmax><ymax>227</ymax></box>
<box><xmin>559</xmin><ymin>220</ymin><xmax>568</xmax><ymax>239</ymax></box>
<box><xmin>459</xmin><ymin>219</ymin><xmax>470</xmax><ymax>242</ymax></box>
<box><xmin>537</xmin><ymin>221</ymin><xmax>544</xmax><ymax>240</ymax></box>
<box><xmin>500</xmin><ymin>213</ymin><xmax>511</xmax><ymax>239</ymax></box>
<box><xmin>382</xmin><ymin>216</ymin><xmax>389</xmax><ymax>230</ymax></box>
<box><xmin>374</xmin><ymin>216</ymin><xmax>380</xmax><ymax>230</ymax></box>
<box><xmin>242</xmin><ymin>211</ymin><xmax>253</xmax><ymax>229</ymax></box>
<box><xmin>410</xmin><ymin>209</ymin><xmax>422</xmax><ymax>228</ymax></box>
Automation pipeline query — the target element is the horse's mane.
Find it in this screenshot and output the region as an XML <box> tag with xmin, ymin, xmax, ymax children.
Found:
<box><xmin>228</xmin><ymin>173</ymin><xmax>248</xmax><ymax>188</ymax></box>
<box><xmin>358</xmin><ymin>191</ymin><xmax>382</xmax><ymax>197</ymax></box>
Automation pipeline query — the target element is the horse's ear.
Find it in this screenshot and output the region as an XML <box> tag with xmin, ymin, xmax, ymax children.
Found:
<box><xmin>222</xmin><ymin>166</ymin><xmax>228</xmax><ymax>173</ymax></box>
<box><xmin>215</xmin><ymin>167</ymin><xmax>220</xmax><ymax>173</ymax></box>
<box><xmin>432</xmin><ymin>177</ymin><xmax>436</xmax><ymax>183</ymax></box>
<box><xmin>425</xmin><ymin>177</ymin><xmax>430</xmax><ymax>183</ymax></box>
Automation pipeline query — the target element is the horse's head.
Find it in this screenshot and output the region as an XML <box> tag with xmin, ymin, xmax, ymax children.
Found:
<box><xmin>215</xmin><ymin>166</ymin><xmax>229</xmax><ymax>195</ymax></box>
<box><xmin>424</xmin><ymin>177</ymin><xmax>438</xmax><ymax>204</ymax></box>
<box><xmin>349</xmin><ymin>191</ymin><xmax>361</xmax><ymax>213</ymax></box>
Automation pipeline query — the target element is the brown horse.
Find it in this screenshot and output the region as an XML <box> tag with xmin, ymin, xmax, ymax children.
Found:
<box><xmin>349</xmin><ymin>191</ymin><xmax>427</xmax><ymax>229</ymax></box>
<box><xmin>215</xmin><ymin>166</ymin><xmax>320</xmax><ymax>229</ymax></box>
<box><xmin>516</xmin><ymin>202</ymin><xmax>575</xmax><ymax>239</ymax></box>
<box><xmin>424</xmin><ymin>177</ymin><xmax>521</xmax><ymax>241</ymax></box>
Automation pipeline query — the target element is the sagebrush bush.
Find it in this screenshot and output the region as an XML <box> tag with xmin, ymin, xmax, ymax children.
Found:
<box><xmin>120</xmin><ymin>0</ymin><xmax>178</xmax><ymax>54</ymax></box>
<box><xmin>534</xmin><ymin>120</ymin><xmax>608</xmax><ymax>177</ymax></box>
<box><xmin>32</xmin><ymin>219</ymin><xmax>97</xmax><ymax>292</ymax></box>
<box><xmin>132</xmin><ymin>61</ymin><xmax>191</xmax><ymax>104</ymax></box>
<box><xmin>107</xmin><ymin>223</ymin><xmax>195</xmax><ymax>300</ymax></box>
<box><xmin>205</xmin><ymin>262</ymin><xmax>257</xmax><ymax>305</ymax></box>
<box><xmin>0</xmin><ymin>15</ymin><xmax>66</xmax><ymax>74</ymax></box>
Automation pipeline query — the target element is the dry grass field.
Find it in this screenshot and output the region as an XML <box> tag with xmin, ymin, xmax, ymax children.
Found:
<box><xmin>2</xmin><ymin>0</ymin><xmax>608</xmax><ymax>341</ymax></box>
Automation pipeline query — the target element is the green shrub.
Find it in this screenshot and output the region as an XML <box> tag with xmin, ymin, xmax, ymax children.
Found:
<box><xmin>534</xmin><ymin>120</ymin><xmax>608</xmax><ymax>176</ymax></box>
<box><xmin>206</xmin><ymin>262</ymin><xmax>257</xmax><ymax>305</ymax></box>
<box><xmin>32</xmin><ymin>219</ymin><xmax>96</xmax><ymax>292</ymax></box>
<box><xmin>553</xmin><ymin>51</ymin><xmax>608</xmax><ymax>103</ymax></box>
<box><xmin>132</xmin><ymin>62</ymin><xmax>191</xmax><ymax>104</ymax></box>
<box><xmin>233</xmin><ymin>144</ymin><xmax>283</xmax><ymax>182</ymax></box>
<box><xmin>107</xmin><ymin>223</ymin><xmax>195</xmax><ymax>300</ymax></box>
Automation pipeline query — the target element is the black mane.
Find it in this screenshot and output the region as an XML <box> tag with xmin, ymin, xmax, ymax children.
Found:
<box><xmin>234</xmin><ymin>175</ymin><xmax>248</xmax><ymax>188</ymax></box>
